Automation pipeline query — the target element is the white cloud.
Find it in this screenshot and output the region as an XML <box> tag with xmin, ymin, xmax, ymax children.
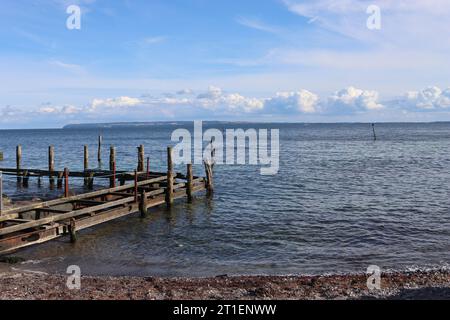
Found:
<box><xmin>265</xmin><ymin>90</ymin><xmax>319</xmax><ymax>113</ymax></box>
<box><xmin>327</xmin><ymin>86</ymin><xmax>383</xmax><ymax>112</ymax></box>
<box><xmin>37</xmin><ymin>104</ymin><xmax>82</xmax><ymax>115</ymax></box>
<box><xmin>194</xmin><ymin>86</ymin><xmax>264</xmax><ymax>113</ymax></box>
<box><xmin>236</xmin><ymin>16</ymin><xmax>281</xmax><ymax>34</ymax></box>
<box><xmin>400</xmin><ymin>86</ymin><xmax>450</xmax><ymax>110</ymax></box>
<box><xmin>90</xmin><ymin>96</ymin><xmax>142</xmax><ymax>110</ymax></box>
<box><xmin>7</xmin><ymin>85</ymin><xmax>450</xmax><ymax>127</ymax></box>
<box><xmin>49</xmin><ymin>60</ymin><xmax>85</xmax><ymax>74</ymax></box>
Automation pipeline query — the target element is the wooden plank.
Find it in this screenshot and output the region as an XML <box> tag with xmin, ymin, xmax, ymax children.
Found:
<box><xmin>36</xmin><ymin>208</ymin><xmax>71</xmax><ymax>214</ymax></box>
<box><xmin>73</xmin><ymin>199</ymin><xmax>107</xmax><ymax>206</ymax></box>
<box><xmin>1</xmin><ymin>175</ymin><xmax>168</xmax><ymax>215</ymax></box>
<box><xmin>0</xmin><ymin>196</ymin><xmax>136</xmax><ymax>236</ymax></box>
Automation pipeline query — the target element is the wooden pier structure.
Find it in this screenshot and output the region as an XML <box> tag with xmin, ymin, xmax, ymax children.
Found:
<box><xmin>0</xmin><ymin>143</ymin><xmax>213</xmax><ymax>255</ymax></box>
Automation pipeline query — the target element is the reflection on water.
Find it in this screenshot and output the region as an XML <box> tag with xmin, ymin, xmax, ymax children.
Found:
<box><xmin>0</xmin><ymin>123</ymin><xmax>449</xmax><ymax>276</ymax></box>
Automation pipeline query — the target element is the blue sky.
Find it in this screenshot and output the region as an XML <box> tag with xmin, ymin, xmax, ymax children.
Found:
<box><xmin>1</xmin><ymin>0</ymin><xmax>450</xmax><ymax>128</ymax></box>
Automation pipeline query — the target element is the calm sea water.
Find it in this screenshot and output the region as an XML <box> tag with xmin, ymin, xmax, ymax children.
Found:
<box><xmin>0</xmin><ymin>123</ymin><xmax>449</xmax><ymax>276</ymax></box>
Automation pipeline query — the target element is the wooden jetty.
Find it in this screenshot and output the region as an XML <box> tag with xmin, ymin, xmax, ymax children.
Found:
<box><xmin>0</xmin><ymin>144</ymin><xmax>212</xmax><ymax>255</ymax></box>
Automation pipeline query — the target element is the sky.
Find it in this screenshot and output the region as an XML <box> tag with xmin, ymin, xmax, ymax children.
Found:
<box><xmin>0</xmin><ymin>0</ymin><xmax>450</xmax><ymax>128</ymax></box>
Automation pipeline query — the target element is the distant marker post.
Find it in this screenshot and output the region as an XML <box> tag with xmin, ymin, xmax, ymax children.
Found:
<box><xmin>372</xmin><ymin>123</ymin><xmax>377</xmax><ymax>141</ymax></box>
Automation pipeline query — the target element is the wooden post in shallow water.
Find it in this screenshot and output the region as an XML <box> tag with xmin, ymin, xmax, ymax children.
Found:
<box><xmin>203</xmin><ymin>138</ymin><xmax>214</xmax><ymax>195</ymax></box>
<box><xmin>134</xmin><ymin>170</ymin><xmax>138</xmax><ymax>203</ymax></box>
<box><xmin>48</xmin><ymin>146</ymin><xmax>55</xmax><ymax>189</ymax></box>
<box><xmin>64</xmin><ymin>168</ymin><xmax>69</xmax><ymax>198</ymax></box>
<box><xmin>69</xmin><ymin>218</ymin><xmax>77</xmax><ymax>243</ymax></box>
<box><xmin>22</xmin><ymin>170</ymin><xmax>29</xmax><ymax>188</ymax></box>
<box><xmin>204</xmin><ymin>163</ymin><xmax>214</xmax><ymax>195</ymax></box>
<box><xmin>16</xmin><ymin>145</ymin><xmax>22</xmax><ymax>184</ymax></box>
<box><xmin>139</xmin><ymin>189</ymin><xmax>148</xmax><ymax>218</ymax></box>
<box><xmin>98</xmin><ymin>135</ymin><xmax>102</xmax><ymax>164</ymax></box>
<box><xmin>137</xmin><ymin>145</ymin><xmax>145</xmax><ymax>172</ymax></box>
<box><xmin>57</xmin><ymin>171</ymin><xmax>63</xmax><ymax>189</ymax></box>
<box><xmin>84</xmin><ymin>145</ymin><xmax>89</xmax><ymax>186</ymax></box>
<box><xmin>186</xmin><ymin>164</ymin><xmax>193</xmax><ymax>203</ymax></box>
<box><xmin>372</xmin><ymin>123</ymin><xmax>377</xmax><ymax>141</ymax></box>
<box><xmin>109</xmin><ymin>146</ymin><xmax>116</xmax><ymax>187</ymax></box>
<box><xmin>165</xmin><ymin>147</ymin><xmax>174</xmax><ymax>207</ymax></box>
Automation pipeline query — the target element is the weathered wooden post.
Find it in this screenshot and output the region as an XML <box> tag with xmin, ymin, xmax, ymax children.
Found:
<box><xmin>48</xmin><ymin>146</ymin><xmax>55</xmax><ymax>189</ymax></box>
<box><xmin>84</xmin><ymin>145</ymin><xmax>89</xmax><ymax>186</ymax></box>
<box><xmin>146</xmin><ymin>157</ymin><xmax>150</xmax><ymax>179</ymax></box>
<box><xmin>57</xmin><ymin>171</ymin><xmax>63</xmax><ymax>189</ymax></box>
<box><xmin>88</xmin><ymin>172</ymin><xmax>94</xmax><ymax>190</ymax></box>
<box><xmin>64</xmin><ymin>168</ymin><xmax>69</xmax><ymax>198</ymax></box>
<box><xmin>165</xmin><ymin>147</ymin><xmax>174</xmax><ymax>207</ymax></box>
<box><xmin>69</xmin><ymin>218</ymin><xmax>77</xmax><ymax>243</ymax></box>
<box><xmin>112</xmin><ymin>161</ymin><xmax>116</xmax><ymax>188</ymax></box>
<box><xmin>37</xmin><ymin>175</ymin><xmax>42</xmax><ymax>188</ymax></box>
<box><xmin>22</xmin><ymin>170</ymin><xmax>29</xmax><ymax>188</ymax></box>
<box><xmin>134</xmin><ymin>170</ymin><xmax>138</xmax><ymax>203</ymax></box>
<box><xmin>203</xmin><ymin>139</ymin><xmax>214</xmax><ymax>195</ymax></box>
<box><xmin>139</xmin><ymin>189</ymin><xmax>148</xmax><ymax>218</ymax></box>
<box><xmin>16</xmin><ymin>145</ymin><xmax>22</xmax><ymax>184</ymax></box>
<box><xmin>98</xmin><ymin>135</ymin><xmax>102</xmax><ymax>164</ymax></box>
<box><xmin>186</xmin><ymin>164</ymin><xmax>193</xmax><ymax>203</ymax></box>
<box><xmin>204</xmin><ymin>163</ymin><xmax>214</xmax><ymax>195</ymax></box>
<box><xmin>109</xmin><ymin>146</ymin><xmax>116</xmax><ymax>187</ymax></box>
<box><xmin>0</xmin><ymin>152</ymin><xmax>3</xmax><ymax>161</ymax></box>
<box><xmin>372</xmin><ymin>123</ymin><xmax>377</xmax><ymax>141</ymax></box>
<box><xmin>137</xmin><ymin>145</ymin><xmax>145</xmax><ymax>172</ymax></box>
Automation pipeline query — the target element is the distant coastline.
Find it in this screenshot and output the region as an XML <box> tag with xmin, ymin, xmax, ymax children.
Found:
<box><xmin>62</xmin><ymin>121</ymin><xmax>254</xmax><ymax>129</ymax></box>
<box><xmin>62</xmin><ymin>121</ymin><xmax>450</xmax><ymax>130</ymax></box>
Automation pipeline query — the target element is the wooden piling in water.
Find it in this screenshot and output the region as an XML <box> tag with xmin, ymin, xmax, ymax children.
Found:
<box><xmin>64</xmin><ymin>168</ymin><xmax>69</xmax><ymax>198</ymax></box>
<box><xmin>16</xmin><ymin>145</ymin><xmax>22</xmax><ymax>184</ymax></box>
<box><xmin>137</xmin><ymin>145</ymin><xmax>145</xmax><ymax>172</ymax></box>
<box><xmin>84</xmin><ymin>145</ymin><xmax>89</xmax><ymax>186</ymax></box>
<box><xmin>69</xmin><ymin>218</ymin><xmax>77</xmax><ymax>243</ymax></box>
<box><xmin>203</xmin><ymin>138</ymin><xmax>214</xmax><ymax>195</ymax></box>
<box><xmin>109</xmin><ymin>146</ymin><xmax>116</xmax><ymax>187</ymax></box>
<box><xmin>98</xmin><ymin>135</ymin><xmax>102</xmax><ymax>164</ymax></box>
<box><xmin>139</xmin><ymin>189</ymin><xmax>148</xmax><ymax>218</ymax></box>
<box><xmin>187</xmin><ymin>164</ymin><xmax>193</xmax><ymax>203</ymax></box>
<box><xmin>134</xmin><ymin>170</ymin><xmax>138</xmax><ymax>203</ymax></box>
<box><xmin>112</xmin><ymin>161</ymin><xmax>116</xmax><ymax>188</ymax></box>
<box><xmin>22</xmin><ymin>170</ymin><xmax>29</xmax><ymax>188</ymax></box>
<box><xmin>88</xmin><ymin>172</ymin><xmax>94</xmax><ymax>190</ymax></box>
<box><xmin>165</xmin><ymin>147</ymin><xmax>174</xmax><ymax>207</ymax></box>
<box><xmin>49</xmin><ymin>146</ymin><xmax>55</xmax><ymax>189</ymax></box>
<box><xmin>57</xmin><ymin>171</ymin><xmax>63</xmax><ymax>189</ymax></box>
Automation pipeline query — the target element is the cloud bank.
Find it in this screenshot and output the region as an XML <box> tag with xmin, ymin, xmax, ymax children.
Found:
<box><xmin>2</xmin><ymin>85</ymin><xmax>450</xmax><ymax>126</ymax></box>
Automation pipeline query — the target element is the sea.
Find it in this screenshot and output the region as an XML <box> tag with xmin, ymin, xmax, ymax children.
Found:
<box><xmin>0</xmin><ymin>122</ymin><xmax>449</xmax><ymax>276</ymax></box>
